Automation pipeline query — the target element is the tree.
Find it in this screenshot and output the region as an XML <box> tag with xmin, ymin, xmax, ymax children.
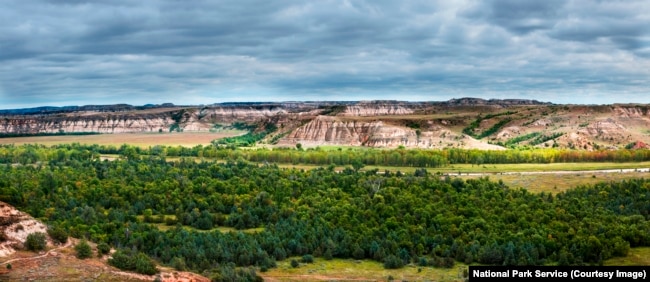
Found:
<box><xmin>351</xmin><ymin>159</ymin><xmax>364</xmax><ymax>172</ymax></box>
<box><xmin>75</xmin><ymin>240</ymin><xmax>92</xmax><ymax>259</ymax></box>
<box><xmin>172</xmin><ymin>256</ymin><xmax>187</xmax><ymax>271</ymax></box>
<box><xmin>47</xmin><ymin>226</ymin><xmax>68</xmax><ymax>245</ymax></box>
<box><xmin>290</xmin><ymin>259</ymin><xmax>299</xmax><ymax>268</ymax></box>
<box><xmin>25</xmin><ymin>232</ymin><xmax>47</xmax><ymax>252</ymax></box>
<box><xmin>301</xmin><ymin>254</ymin><xmax>314</xmax><ymax>263</ymax></box>
<box><xmin>383</xmin><ymin>255</ymin><xmax>405</xmax><ymax>269</ymax></box>
<box><xmin>97</xmin><ymin>242</ymin><xmax>111</xmax><ymax>257</ymax></box>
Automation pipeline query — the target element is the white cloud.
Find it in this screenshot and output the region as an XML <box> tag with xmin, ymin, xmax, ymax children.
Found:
<box><xmin>0</xmin><ymin>0</ymin><xmax>649</xmax><ymax>109</ymax></box>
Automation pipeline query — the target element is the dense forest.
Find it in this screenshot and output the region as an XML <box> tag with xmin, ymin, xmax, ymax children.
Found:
<box><xmin>1</xmin><ymin>144</ymin><xmax>649</xmax><ymax>280</ymax></box>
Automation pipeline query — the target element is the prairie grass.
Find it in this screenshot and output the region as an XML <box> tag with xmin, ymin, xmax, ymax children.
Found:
<box><xmin>604</xmin><ymin>247</ymin><xmax>650</xmax><ymax>266</ymax></box>
<box><xmin>0</xmin><ymin>131</ymin><xmax>244</xmax><ymax>148</ymax></box>
<box><xmin>261</xmin><ymin>257</ymin><xmax>467</xmax><ymax>282</ymax></box>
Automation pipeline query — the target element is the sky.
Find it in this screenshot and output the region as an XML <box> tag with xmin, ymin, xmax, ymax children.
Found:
<box><xmin>1</xmin><ymin>0</ymin><xmax>649</xmax><ymax>109</ymax></box>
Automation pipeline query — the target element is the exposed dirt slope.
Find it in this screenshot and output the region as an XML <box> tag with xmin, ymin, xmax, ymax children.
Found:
<box><xmin>0</xmin><ymin>202</ymin><xmax>209</xmax><ymax>282</ymax></box>
<box><xmin>2</xmin><ymin>99</ymin><xmax>649</xmax><ymax>150</ymax></box>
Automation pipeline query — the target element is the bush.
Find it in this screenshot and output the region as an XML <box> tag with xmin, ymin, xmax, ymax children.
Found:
<box><xmin>211</xmin><ymin>264</ymin><xmax>262</xmax><ymax>282</ymax></box>
<box><xmin>290</xmin><ymin>259</ymin><xmax>299</xmax><ymax>268</ymax></box>
<box><xmin>47</xmin><ymin>226</ymin><xmax>68</xmax><ymax>245</ymax></box>
<box><xmin>25</xmin><ymin>232</ymin><xmax>47</xmax><ymax>252</ymax></box>
<box><xmin>301</xmin><ymin>254</ymin><xmax>314</xmax><ymax>263</ymax></box>
<box><xmin>75</xmin><ymin>240</ymin><xmax>92</xmax><ymax>259</ymax></box>
<box><xmin>172</xmin><ymin>256</ymin><xmax>187</xmax><ymax>271</ymax></box>
<box><xmin>383</xmin><ymin>255</ymin><xmax>405</xmax><ymax>269</ymax></box>
<box><xmin>108</xmin><ymin>249</ymin><xmax>159</xmax><ymax>275</ymax></box>
<box><xmin>97</xmin><ymin>242</ymin><xmax>110</xmax><ymax>256</ymax></box>
<box><xmin>6</xmin><ymin>263</ymin><xmax>11</xmax><ymax>269</ymax></box>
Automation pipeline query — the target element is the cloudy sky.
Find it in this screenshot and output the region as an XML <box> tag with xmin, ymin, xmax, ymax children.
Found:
<box><xmin>1</xmin><ymin>0</ymin><xmax>649</xmax><ymax>108</ymax></box>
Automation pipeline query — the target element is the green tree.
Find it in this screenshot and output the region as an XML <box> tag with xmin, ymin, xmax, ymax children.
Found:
<box><xmin>75</xmin><ymin>240</ymin><xmax>92</xmax><ymax>259</ymax></box>
<box><xmin>97</xmin><ymin>242</ymin><xmax>110</xmax><ymax>257</ymax></box>
<box><xmin>47</xmin><ymin>226</ymin><xmax>68</xmax><ymax>245</ymax></box>
<box><xmin>25</xmin><ymin>232</ymin><xmax>47</xmax><ymax>252</ymax></box>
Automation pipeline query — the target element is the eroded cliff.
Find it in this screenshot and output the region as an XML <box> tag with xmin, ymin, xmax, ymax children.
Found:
<box><xmin>2</xmin><ymin>100</ymin><xmax>649</xmax><ymax>150</ymax></box>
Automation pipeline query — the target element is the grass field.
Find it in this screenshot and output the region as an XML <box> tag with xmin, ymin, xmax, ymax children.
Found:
<box><xmin>0</xmin><ymin>130</ymin><xmax>244</xmax><ymax>147</ymax></box>
<box><xmin>604</xmin><ymin>247</ymin><xmax>650</xmax><ymax>266</ymax></box>
<box><xmin>457</xmin><ymin>171</ymin><xmax>650</xmax><ymax>194</ymax></box>
<box><xmin>261</xmin><ymin>257</ymin><xmax>467</xmax><ymax>282</ymax></box>
<box><xmin>262</xmin><ymin>248</ymin><xmax>650</xmax><ymax>281</ymax></box>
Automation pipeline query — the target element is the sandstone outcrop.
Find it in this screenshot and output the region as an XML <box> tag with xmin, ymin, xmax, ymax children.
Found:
<box><xmin>0</xmin><ymin>202</ymin><xmax>49</xmax><ymax>257</ymax></box>
<box><xmin>2</xmin><ymin>100</ymin><xmax>650</xmax><ymax>150</ymax></box>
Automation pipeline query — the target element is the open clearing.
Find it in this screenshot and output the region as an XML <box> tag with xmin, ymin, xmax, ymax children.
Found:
<box><xmin>456</xmin><ymin>171</ymin><xmax>650</xmax><ymax>194</ymax></box>
<box><xmin>604</xmin><ymin>247</ymin><xmax>650</xmax><ymax>266</ymax></box>
<box><xmin>261</xmin><ymin>257</ymin><xmax>467</xmax><ymax>282</ymax></box>
<box><xmin>0</xmin><ymin>130</ymin><xmax>244</xmax><ymax>147</ymax></box>
<box><xmin>262</xmin><ymin>248</ymin><xmax>650</xmax><ymax>281</ymax></box>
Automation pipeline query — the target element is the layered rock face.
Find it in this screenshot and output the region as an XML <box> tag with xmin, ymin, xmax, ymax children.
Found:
<box><xmin>279</xmin><ymin>116</ymin><xmax>503</xmax><ymax>149</ymax></box>
<box><xmin>281</xmin><ymin>116</ymin><xmax>384</xmax><ymax>146</ymax></box>
<box><xmin>0</xmin><ymin>115</ymin><xmax>175</xmax><ymax>133</ymax></box>
<box><xmin>0</xmin><ymin>104</ymin><xmax>311</xmax><ymax>134</ymax></box>
<box><xmin>342</xmin><ymin>103</ymin><xmax>414</xmax><ymax>116</ymax></box>
<box><xmin>3</xmin><ymin>99</ymin><xmax>649</xmax><ymax>150</ymax></box>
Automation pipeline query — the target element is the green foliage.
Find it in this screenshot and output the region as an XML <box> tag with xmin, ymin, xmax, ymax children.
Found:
<box><xmin>301</xmin><ymin>254</ymin><xmax>314</xmax><ymax>263</ymax></box>
<box><xmin>383</xmin><ymin>255</ymin><xmax>405</xmax><ymax>269</ymax></box>
<box><xmin>212</xmin><ymin>122</ymin><xmax>277</xmax><ymax>147</ymax></box>
<box><xmin>75</xmin><ymin>240</ymin><xmax>92</xmax><ymax>259</ymax></box>
<box><xmin>463</xmin><ymin>111</ymin><xmax>517</xmax><ymax>138</ymax></box>
<box><xmin>169</xmin><ymin>123</ymin><xmax>181</xmax><ymax>132</ymax></box>
<box><xmin>108</xmin><ymin>249</ymin><xmax>159</xmax><ymax>275</ymax></box>
<box><xmin>25</xmin><ymin>232</ymin><xmax>47</xmax><ymax>252</ymax></box>
<box><xmin>2</xmin><ymin>144</ymin><xmax>650</xmax><ymax>273</ymax></box>
<box><xmin>290</xmin><ymin>259</ymin><xmax>299</xmax><ymax>268</ymax></box>
<box><xmin>529</xmin><ymin>133</ymin><xmax>564</xmax><ymax>146</ymax></box>
<box><xmin>47</xmin><ymin>226</ymin><xmax>68</xmax><ymax>245</ymax></box>
<box><xmin>405</xmin><ymin>121</ymin><xmax>420</xmax><ymax>129</ymax></box>
<box><xmin>170</xmin><ymin>109</ymin><xmax>187</xmax><ymax>123</ymax></box>
<box><xmin>320</xmin><ymin>105</ymin><xmax>347</xmax><ymax>116</ymax></box>
<box><xmin>625</xmin><ymin>142</ymin><xmax>638</xmax><ymax>149</ymax></box>
<box><xmin>97</xmin><ymin>242</ymin><xmax>111</xmax><ymax>256</ymax></box>
<box><xmin>478</xmin><ymin>118</ymin><xmax>512</xmax><ymax>139</ymax></box>
<box><xmin>210</xmin><ymin>264</ymin><xmax>262</xmax><ymax>282</ymax></box>
<box><xmin>172</xmin><ymin>257</ymin><xmax>187</xmax><ymax>271</ymax></box>
<box><xmin>269</xmin><ymin>131</ymin><xmax>290</xmax><ymax>145</ymax></box>
<box><xmin>6</xmin><ymin>263</ymin><xmax>11</xmax><ymax>269</ymax></box>
<box><xmin>504</xmin><ymin>132</ymin><xmax>542</xmax><ymax>146</ymax></box>
<box><xmin>230</xmin><ymin>122</ymin><xmax>257</xmax><ymax>131</ymax></box>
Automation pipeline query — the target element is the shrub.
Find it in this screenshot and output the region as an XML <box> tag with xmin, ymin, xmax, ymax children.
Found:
<box><xmin>301</xmin><ymin>254</ymin><xmax>314</xmax><ymax>263</ymax></box>
<box><xmin>75</xmin><ymin>240</ymin><xmax>92</xmax><ymax>259</ymax></box>
<box><xmin>108</xmin><ymin>249</ymin><xmax>159</xmax><ymax>275</ymax></box>
<box><xmin>97</xmin><ymin>242</ymin><xmax>110</xmax><ymax>256</ymax></box>
<box><xmin>383</xmin><ymin>255</ymin><xmax>405</xmax><ymax>269</ymax></box>
<box><xmin>172</xmin><ymin>256</ymin><xmax>187</xmax><ymax>271</ymax></box>
<box><xmin>290</xmin><ymin>259</ymin><xmax>299</xmax><ymax>268</ymax></box>
<box><xmin>25</xmin><ymin>232</ymin><xmax>47</xmax><ymax>252</ymax></box>
<box><xmin>47</xmin><ymin>226</ymin><xmax>68</xmax><ymax>245</ymax></box>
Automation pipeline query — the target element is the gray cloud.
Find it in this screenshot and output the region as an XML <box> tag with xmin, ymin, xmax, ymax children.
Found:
<box><xmin>1</xmin><ymin>0</ymin><xmax>649</xmax><ymax>108</ymax></box>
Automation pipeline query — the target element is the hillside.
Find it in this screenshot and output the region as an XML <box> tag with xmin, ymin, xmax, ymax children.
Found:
<box><xmin>0</xmin><ymin>201</ymin><xmax>209</xmax><ymax>282</ymax></box>
<box><xmin>1</xmin><ymin>99</ymin><xmax>649</xmax><ymax>150</ymax></box>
